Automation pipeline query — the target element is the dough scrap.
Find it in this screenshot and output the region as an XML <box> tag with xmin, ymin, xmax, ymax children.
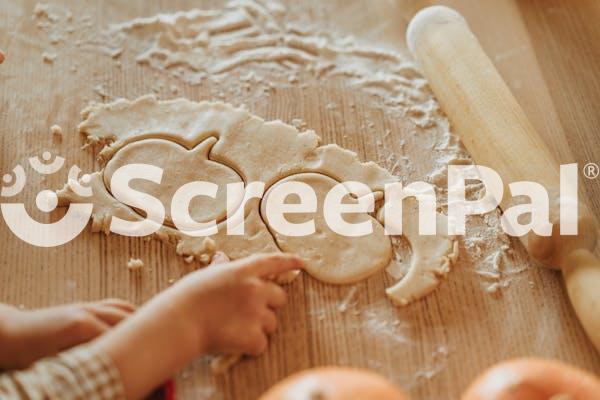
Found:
<box><xmin>378</xmin><ymin>198</ymin><xmax>459</xmax><ymax>306</ymax></box>
<box><xmin>50</xmin><ymin>124</ymin><xmax>63</xmax><ymax>140</ymax></box>
<box><xmin>127</xmin><ymin>258</ymin><xmax>144</xmax><ymax>271</ymax></box>
<box><xmin>59</xmin><ymin>95</ymin><xmax>457</xmax><ymax>301</ymax></box>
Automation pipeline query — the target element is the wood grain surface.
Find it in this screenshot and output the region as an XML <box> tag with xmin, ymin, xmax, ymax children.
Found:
<box><xmin>0</xmin><ymin>1</ymin><xmax>598</xmax><ymax>399</ymax></box>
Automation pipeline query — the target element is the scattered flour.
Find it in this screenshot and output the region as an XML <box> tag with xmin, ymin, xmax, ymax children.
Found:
<box><xmin>33</xmin><ymin>2</ymin><xmax>102</xmax><ymax>71</ymax></box>
<box><xmin>463</xmin><ymin>216</ymin><xmax>526</xmax><ymax>295</ymax></box>
<box><xmin>337</xmin><ymin>286</ymin><xmax>358</xmax><ymax>313</ymax></box>
<box><xmin>360</xmin><ymin>302</ymin><xmax>413</xmax><ymax>346</ymax></box>
<box><xmin>99</xmin><ymin>0</ymin><xmax>447</xmax><ymax>129</ymax></box>
<box><xmin>410</xmin><ymin>345</ymin><xmax>450</xmax><ymax>386</ymax></box>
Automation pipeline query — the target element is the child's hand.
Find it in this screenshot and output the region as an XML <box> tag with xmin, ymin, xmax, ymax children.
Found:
<box><xmin>93</xmin><ymin>252</ymin><xmax>304</xmax><ymax>400</ymax></box>
<box><xmin>0</xmin><ymin>299</ymin><xmax>135</xmax><ymax>369</ymax></box>
<box><xmin>175</xmin><ymin>252</ymin><xmax>302</xmax><ymax>356</ymax></box>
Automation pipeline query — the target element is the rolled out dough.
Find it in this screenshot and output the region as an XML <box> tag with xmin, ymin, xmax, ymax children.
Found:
<box><xmin>104</xmin><ymin>137</ymin><xmax>243</xmax><ymax>227</ymax></box>
<box><xmin>57</xmin><ymin>95</ymin><xmax>458</xmax><ymax>303</ymax></box>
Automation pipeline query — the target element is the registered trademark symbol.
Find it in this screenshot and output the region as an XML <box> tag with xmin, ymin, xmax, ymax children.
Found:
<box><xmin>583</xmin><ymin>162</ymin><xmax>599</xmax><ymax>179</ymax></box>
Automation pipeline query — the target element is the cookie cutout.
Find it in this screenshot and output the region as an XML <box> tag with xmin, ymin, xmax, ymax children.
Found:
<box><xmin>262</xmin><ymin>173</ymin><xmax>391</xmax><ymax>284</ymax></box>
<box><xmin>104</xmin><ymin>137</ymin><xmax>243</xmax><ymax>228</ymax></box>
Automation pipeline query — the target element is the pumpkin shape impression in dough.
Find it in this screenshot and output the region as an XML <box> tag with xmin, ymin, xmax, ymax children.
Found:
<box><xmin>103</xmin><ymin>137</ymin><xmax>244</xmax><ymax>229</ymax></box>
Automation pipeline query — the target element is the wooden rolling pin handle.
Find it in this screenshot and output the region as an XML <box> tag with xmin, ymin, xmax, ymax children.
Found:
<box><xmin>406</xmin><ymin>6</ymin><xmax>600</xmax><ymax>352</ymax></box>
<box><xmin>562</xmin><ymin>249</ymin><xmax>600</xmax><ymax>351</ymax></box>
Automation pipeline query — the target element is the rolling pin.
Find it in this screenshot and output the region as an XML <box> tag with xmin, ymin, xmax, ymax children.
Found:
<box><xmin>406</xmin><ymin>6</ymin><xmax>600</xmax><ymax>351</ymax></box>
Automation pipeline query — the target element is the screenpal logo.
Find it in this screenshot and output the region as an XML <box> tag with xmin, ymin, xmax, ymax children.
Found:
<box><xmin>0</xmin><ymin>154</ymin><xmax>584</xmax><ymax>246</ymax></box>
<box><xmin>1</xmin><ymin>152</ymin><xmax>93</xmax><ymax>247</ymax></box>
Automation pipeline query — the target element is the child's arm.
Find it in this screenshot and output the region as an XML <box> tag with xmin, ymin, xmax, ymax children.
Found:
<box><xmin>0</xmin><ymin>299</ymin><xmax>134</xmax><ymax>369</ymax></box>
<box><xmin>90</xmin><ymin>252</ymin><xmax>303</xmax><ymax>400</ymax></box>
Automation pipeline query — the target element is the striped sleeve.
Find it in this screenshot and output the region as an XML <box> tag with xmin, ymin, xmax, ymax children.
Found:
<box><xmin>0</xmin><ymin>345</ymin><xmax>125</xmax><ymax>400</ymax></box>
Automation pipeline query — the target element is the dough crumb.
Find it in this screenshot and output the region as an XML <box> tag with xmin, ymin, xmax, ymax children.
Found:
<box><xmin>110</xmin><ymin>48</ymin><xmax>123</xmax><ymax>59</ymax></box>
<box><xmin>202</xmin><ymin>237</ymin><xmax>216</xmax><ymax>254</ymax></box>
<box><xmin>33</xmin><ymin>3</ymin><xmax>52</xmax><ymax>19</ymax></box>
<box><xmin>291</xmin><ymin>118</ymin><xmax>308</xmax><ymax>131</ymax></box>
<box><xmin>93</xmin><ymin>84</ymin><xmax>109</xmax><ymax>100</ymax></box>
<box><xmin>50</xmin><ymin>124</ymin><xmax>63</xmax><ymax>140</ymax></box>
<box><xmin>476</xmin><ymin>270</ymin><xmax>500</xmax><ymax>280</ymax></box>
<box><xmin>485</xmin><ymin>279</ymin><xmax>510</xmax><ymax>295</ymax></box>
<box><xmin>486</xmin><ymin>282</ymin><xmax>501</xmax><ymax>294</ymax></box>
<box><xmin>127</xmin><ymin>258</ymin><xmax>144</xmax><ymax>271</ymax></box>
<box><xmin>199</xmin><ymin>253</ymin><xmax>211</xmax><ymax>264</ymax></box>
<box><xmin>42</xmin><ymin>52</ymin><xmax>57</xmax><ymax>64</ymax></box>
<box><xmin>211</xmin><ymin>354</ymin><xmax>241</xmax><ymax>374</ymax></box>
<box><xmin>179</xmin><ymin>237</ymin><xmax>217</xmax><ymax>265</ymax></box>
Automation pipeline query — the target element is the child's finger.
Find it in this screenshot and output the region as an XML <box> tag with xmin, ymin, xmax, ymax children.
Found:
<box><xmin>99</xmin><ymin>298</ymin><xmax>136</xmax><ymax>313</ymax></box>
<box><xmin>64</xmin><ymin>314</ymin><xmax>110</xmax><ymax>348</ymax></box>
<box><xmin>264</xmin><ymin>281</ymin><xmax>287</xmax><ymax>309</ymax></box>
<box><xmin>238</xmin><ymin>253</ymin><xmax>304</xmax><ymax>278</ymax></box>
<box><xmin>84</xmin><ymin>304</ymin><xmax>132</xmax><ymax>326</ymax></box>
<box><xmin>260</xmin><ymin>309</ymin><xmax>277</xmax><ymax>334</ymax></box>
<box><xmin>244</xmin><ymin>328</ymin><xmax>268</xmax><ymax>357</ymax></box>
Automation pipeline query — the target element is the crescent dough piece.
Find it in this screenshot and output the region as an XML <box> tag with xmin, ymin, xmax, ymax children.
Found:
<box><xmin>378</xmin><ymin>198</ymin><xmax>459</xmax><ymax>306</ymax></box>
<box><xmin>261</xmin><ymin>173</ymin><xmax>392</xmax><ymax>284</ymax></box>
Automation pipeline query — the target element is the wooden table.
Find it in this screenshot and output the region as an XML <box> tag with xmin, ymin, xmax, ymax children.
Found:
<box><xmin>0</xmin><ymin>1</ymin><xmax>598</xmax><ymax>399</ymax></box>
